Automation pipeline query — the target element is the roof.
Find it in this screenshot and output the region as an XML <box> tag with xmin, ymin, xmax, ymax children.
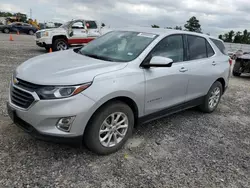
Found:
<box><xmin>111</xmin><ymin>26</ymin><xmax>219</xmax><ymax>40</ymax></box>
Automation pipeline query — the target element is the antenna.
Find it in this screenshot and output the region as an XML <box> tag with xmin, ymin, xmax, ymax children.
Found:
<box><xmin>30</xmin><ymin>8</ymin><xmax>32</xmax><ymax>19</ymax></box>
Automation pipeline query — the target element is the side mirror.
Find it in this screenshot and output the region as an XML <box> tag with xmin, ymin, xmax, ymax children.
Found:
<box><xmin>69</xmin><ymin>31</ymin><xmax>73</xmax><ymax>37</ymax></box>
<box><xmin>144</xmin><ymin>56</ymin><xmax>173</xmax><ymax>68</ymax></box>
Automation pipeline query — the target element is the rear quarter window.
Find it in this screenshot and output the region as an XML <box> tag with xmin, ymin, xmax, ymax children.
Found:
<box><xmin>210</xmin><ymin>38</ymin><xmax>227</xmax><ymax>55</ymax></box>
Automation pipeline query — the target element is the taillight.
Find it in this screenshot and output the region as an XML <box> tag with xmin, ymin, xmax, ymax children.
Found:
<box><xmin>229</xmin><ymin>59</ymin><xmax>232</xmax><ymax>66</ymax></box>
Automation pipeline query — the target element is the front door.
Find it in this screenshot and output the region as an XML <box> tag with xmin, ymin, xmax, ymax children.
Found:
<box><xmin>143</xmin><ymin>34</ymin><xmax>189</xmax><ymax>115</ymax></box>
<box><xmin>68</xmin><ymin>21</ymin><xmax>88</xmax><ymax>45</ymax></box>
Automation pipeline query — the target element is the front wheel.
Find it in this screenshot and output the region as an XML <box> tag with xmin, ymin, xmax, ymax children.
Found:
<box><xmin>199</xmin><ymin>81</ymin><xmax>223</xmax><ymax>113</ymax></box>
<box><xmin>83</xmin><ymin>101</ymin><xmax>134</xmax><ymax>155</ymax></box>
<box><xmin>28</xmin><ymin>30</ymin><xmax>34</xmax><ymax>35</ymax></box>
<box><xmin>52</xmin><ymin>38</ymin><xmax>69</xmax><ymax>51</ymax></box>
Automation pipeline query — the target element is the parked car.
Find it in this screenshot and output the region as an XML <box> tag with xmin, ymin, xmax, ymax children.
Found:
<box><xmin>35</xmin><ymin>19</ymin><xmax>103</xmax><ymax>51</ymax></box>
<box><xmin>232</xmin><ymin>54</ymin><xmax>250</xmax><ymax>76</ymax></box>
<box><xmin>0</xmin><ymin>22</ymin><xmax>38</xmax><ymax>35</ymax></box>
<box><xmin>7</xmin><ymin>28</ymin><xmax>231</xmax><ymax>154</ymax></box>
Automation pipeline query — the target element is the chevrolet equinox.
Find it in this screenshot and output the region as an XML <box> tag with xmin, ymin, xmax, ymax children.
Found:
<box><xmin>7</xmin><ymin>28</ymin><xmax>231</xmax><ymax>154</ymax></box>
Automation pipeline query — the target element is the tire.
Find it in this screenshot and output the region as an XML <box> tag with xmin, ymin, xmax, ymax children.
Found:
<box><xmin>52</xmin><ymin>38</ymin><xmax>69</xmax><ymax>51</ymax></box>
<box><xmin>199</xmin><ymin>81</ymin><xmax>223</xmax><ymax>113</ymax></box>
<box><xmin>83</xmin><ymin>101</ymin><xmax>134</xmax><ymax>155</ymax></box>
<box><xmin>28</xmin><ymin>30</ymin><xmax>34</xmax><ymax>35</ymax></box>
<box><xmin>232</xmin><ymin>71</ymin><xmax>241</xmax><ymax>77</ymax></box>
<box><xmin>233</xmin><ymin>61</ymin><xmax>241</xmax><ymax>77</ymax></box>
<box><xmin>3</xmin><ymin>28</ymin><xmax>10</xmax><ymax>34</ymax></box>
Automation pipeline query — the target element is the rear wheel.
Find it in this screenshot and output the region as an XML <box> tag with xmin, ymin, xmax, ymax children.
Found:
<box><xmin>52</xmin><ymin>38</ymin><xmax>69</xmax><ymax>51</ymax></box>
<box><xmin>4</xmin><ymin>28</ymin><xmax>9</xmax><ymax>34</ymax></box>
<box><xmin>199</xmin><ymin>81</ymin><xmax>223</xmax><ymax>113</ymax></box>
<box><xmin>233</xmin><ymin>61</ymin><xmax>241</xmax><ymax>77</ymax></box>
<box><xmin>83</xmin><ymin>101</ymin><xmax>134</xmax><ymax>155</ymax></box>
<box><xmin>232</xmin><ymin>71</ymin><xmax>241</xmax><ymax>77</ymax></box>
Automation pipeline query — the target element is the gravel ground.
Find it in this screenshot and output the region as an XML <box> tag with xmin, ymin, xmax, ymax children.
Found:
<box><xmin>0</xmin><ymin>33</ymin><xmax>250</xmax><ymax>188</ymax></box>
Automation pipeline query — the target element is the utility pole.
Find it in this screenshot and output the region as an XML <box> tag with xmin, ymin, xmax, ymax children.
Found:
<box><xmin>30</xmin><ymin>8</ymin><xmax>32</xmax><ymax>19</ymax></box>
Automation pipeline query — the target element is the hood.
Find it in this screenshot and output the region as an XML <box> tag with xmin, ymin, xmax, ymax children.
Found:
<box><xmin>16</xmin><ymin>49</ymin><xmax>127</xmax><ymax>85</ymax></box>
<box><xmin>38</xmin><ymin>27</ymin><xmax>66</xmax><ymax>33</ymax></box>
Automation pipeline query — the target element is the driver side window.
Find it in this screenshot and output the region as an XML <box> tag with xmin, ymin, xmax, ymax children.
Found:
<box><xmin>151</xmin><ymin>35</ymin><xmax>184</xmax><ymax>63</ymax></box>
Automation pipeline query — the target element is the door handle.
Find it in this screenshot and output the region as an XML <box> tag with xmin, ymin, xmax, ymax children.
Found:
<box><xmin>212</xmin><ymin>61</ymin><xmax>217</xmax><ymax>66</ymax></box>
<box><xmin>179</xmin><ymin>67</ymin><xmax>188</xmax><ymax>72</ymax></box>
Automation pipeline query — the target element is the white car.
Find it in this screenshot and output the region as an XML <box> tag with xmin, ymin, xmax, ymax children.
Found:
<box><xmin>35</xmin><ymin>19</ymin><xmax>102</xmax><ymax>51</ymax></box>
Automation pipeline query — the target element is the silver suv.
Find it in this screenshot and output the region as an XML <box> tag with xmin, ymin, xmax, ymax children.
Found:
<box><xmin>7</xmin><ymin>28</ymin><xmax>231</xmax><ymax>154</ymax></box>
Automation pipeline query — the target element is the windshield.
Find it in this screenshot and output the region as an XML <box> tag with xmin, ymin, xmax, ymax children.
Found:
<box><xmin>79</xmin><ymin>31</ymin><xmax>158</xmax><ymax>62</ymax></box>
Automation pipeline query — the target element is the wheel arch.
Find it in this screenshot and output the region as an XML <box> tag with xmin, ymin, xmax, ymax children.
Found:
<box><xmin>52</xmin><ymin>35</ymin><xmax>68</xmax><ymax>43</ymax></box>
<box><xmin>216</xmin><ymin>77</ymin><xmax>226</xmax><ymax>93</ymax></box>
<box><xmin>83</xmin><ymin>95</ymin><xmax>140</xmax><ymax>135</ymax></box>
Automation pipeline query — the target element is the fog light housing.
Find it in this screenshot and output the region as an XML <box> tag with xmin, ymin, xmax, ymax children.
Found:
<box><xmin>56</xmin><ymin>116</ymin><xmax>75</xmax><ymax>132</ymax></box>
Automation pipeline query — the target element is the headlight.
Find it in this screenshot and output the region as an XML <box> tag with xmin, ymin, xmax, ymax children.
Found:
<box><xmin>37</xmin><ymin>83</ymin><xmax>91</xmax><ymax>99</ymax></box>
<box><xmin>41</xmin><ymin>31</ymin><xmax>49</xmax><ymax>37</ymax></box>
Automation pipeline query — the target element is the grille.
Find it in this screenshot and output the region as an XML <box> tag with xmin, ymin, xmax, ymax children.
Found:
<box><xmin>36</xmin><ymin>32</ymin><xmax>41</xmax><ymax>39</ymax></box>
<box><xmin>16</xmin><ymin>78</ymin><xmax>41</xmax><ymax>92</ymax></box>
<box><xmin>11</xmin><ymin>86</ymin><xmax>35</xmax><ymax>109</ymax></box>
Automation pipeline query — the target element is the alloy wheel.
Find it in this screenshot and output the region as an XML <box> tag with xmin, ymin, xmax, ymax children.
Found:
<box><xmin>208</xmin><ymin>87</ymin><xmax>220</xmax><ymax>109</ymax></box>
<box><xmin>99</xmin><ymin>112</ymin><xmax>128</xmax><ymax>147</ymax></box>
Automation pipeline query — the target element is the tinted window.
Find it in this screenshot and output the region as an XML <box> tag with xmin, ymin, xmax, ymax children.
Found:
<box><xmin>151</xmin><ymin>35</ymin><xmax>184</xmax><ymax>62</ymax></box>
<box><xmin>86</xmin><ymin>21</ymin><xmax>97</xmax><ymax>29</ymax></box>
<box><xmin>23</xmin><ymin>23</ymin><xmax>31</xmax><ymax>27</ymax></box>
<box><xmin>210</xmin><ymin>38</ymin><xmax>227</xmax><ymax>55</ymax></box>
<box><xmin>188</xmin><ymin>35</ymin><xmax>207</xmax><ymax>60</ymax></box>
<box><xmin>206</xmin><ymin>41</ymin><xmax>215</xmax><ymax>57</ymax></box>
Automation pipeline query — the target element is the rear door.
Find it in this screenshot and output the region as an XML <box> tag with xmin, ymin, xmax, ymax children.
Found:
<box><xmin>85</xmin><ymin>21</ymin><xmax>100</xmax><ymax>38</ymax></box>
<box><xmin>143</xmin><ymin>34</ymin><xmax>189</xmax><ymax>115</ymax></box>
<box><xmin>184</xmin><ymin>35</ymin><xmax>218</xmax><ymax>101</ymax></box>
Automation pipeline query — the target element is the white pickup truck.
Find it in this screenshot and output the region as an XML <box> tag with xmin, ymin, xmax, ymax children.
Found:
<box><xmin>35</xmin><ymin>19</ymin><xmax>105</xmax><ymax>51</ymax></box>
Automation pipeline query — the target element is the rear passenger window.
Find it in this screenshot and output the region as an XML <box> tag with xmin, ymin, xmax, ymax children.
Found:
<box><xmin>210</xmin><ymin>38</ymin><xmax>227</xmax><ymax>55</ymax></box>
<box><xmin>187</xmin><ymin>35</ymin><xmax>207</xmax><ymax>60</ymax></box>
<box><xmin>206</xmin><ymin>41</ymin><xmax>215</xmax><ymax>57</ymax></box>
<box><xmin>151</xmin><ymin>35</ymin><xmax>184</xmax><ymax>62</ymax></box>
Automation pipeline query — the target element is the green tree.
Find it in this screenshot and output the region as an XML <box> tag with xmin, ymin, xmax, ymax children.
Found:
<box><xmin>174</xmin><ymin>26</ymin><xmax>182</xmax><ymax>30</ymax></box>
<box><xmin>184</xmin><ymin>16</ymin><xmax>202</xmax><ymax>33</ymax></box>
<box><xmin>242</xmin><ymin>30</ymin><xmax>250</xmax><ymax>44</ymax></box>
<box><xmin>218</xmin><ymin>35</ymin><xmax>223</xmax><ymax>40</ymax></box>
<box><xmin>223</xmin><ymin>30</ymin><xmax>235</xmax><ymax>43</ymax></box>
<box><xmin>165</xmin><ymin>27</ymin><xmax>172</xmax><ymax>29</ymax></box>
<box><xmin>151</xmin><ymin>24</ymin><xmax>160</xmax><ymax>28</ymax></box>
<box><xmin>233</xmin><ymin>32</ymin><xmax>242</xmax><ymax>43</ymax></box>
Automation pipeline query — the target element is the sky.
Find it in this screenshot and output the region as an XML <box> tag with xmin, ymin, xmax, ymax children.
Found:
<box><xmin>1</xmin><ymin>0</ymin><xmax>250</xmax><ymax>36</ymax></box>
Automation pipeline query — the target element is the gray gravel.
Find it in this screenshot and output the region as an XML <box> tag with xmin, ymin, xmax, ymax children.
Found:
<box><xmin>0</xmin><ymin>33</ymin><xmax>250</xmax><ymax>188</ymax></box>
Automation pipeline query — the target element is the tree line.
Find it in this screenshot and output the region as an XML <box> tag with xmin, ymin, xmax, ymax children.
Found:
<box><xmin>219</xmin><ymin>30</ymin><xmax>250</xmax><ymax>44</ymax></box>
<box><xmin>151</xmin><ymin>16</ymin><xmax>202</xmax><ymax>33</ymax></box>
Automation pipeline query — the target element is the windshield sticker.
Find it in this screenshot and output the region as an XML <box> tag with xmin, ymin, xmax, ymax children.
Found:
<box><xmin>137</xmin><ymin>33</ymin><xmax>156</xmax><ymax>38</ymax></box>
<box><xmin>127</xmin><ymin>52</ymin><xmax>133</xmax><ymax>56</ymax></box>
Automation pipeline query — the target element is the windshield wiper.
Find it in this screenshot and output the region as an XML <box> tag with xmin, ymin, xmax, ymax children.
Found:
<box><xmin>81</xmin><ymin>52</ymin><xmax>115</xmax><ymax>62</ymax></box>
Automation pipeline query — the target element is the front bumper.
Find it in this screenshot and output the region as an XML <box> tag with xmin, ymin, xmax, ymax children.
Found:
<box><xmin>35</xmin><ymin>37</ymin><xmax>52</xmax><ymax>48</ymax></box>
<box><xmin>7</xmin><ymin>86</ymin><xmax>96</xmax><ymax>144</ymax></box>
<box><xmin>7</xmin><ymin>102</ymin><xmax>82</xmax><ymax>144</ymax></box>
